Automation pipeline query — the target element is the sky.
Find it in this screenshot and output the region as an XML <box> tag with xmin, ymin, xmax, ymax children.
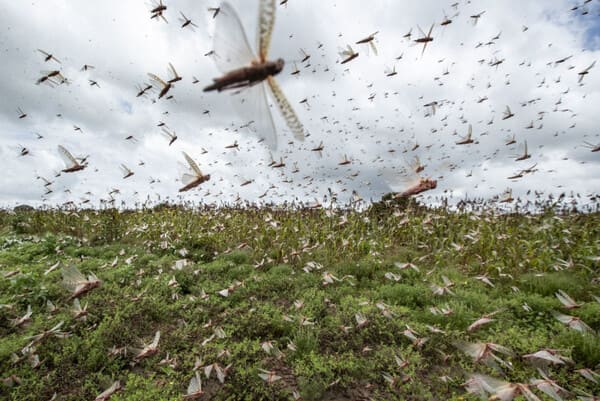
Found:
<box><xmin>0</xmin><ymin>0</ymin><xmax>599</xmax><ymax>209</ymax></box>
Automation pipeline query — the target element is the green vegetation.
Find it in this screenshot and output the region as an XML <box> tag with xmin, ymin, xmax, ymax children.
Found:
<box><xmin>0</xmin><ymin>205</ymin><xmax>598</xmax><ymax>400</ymax></box>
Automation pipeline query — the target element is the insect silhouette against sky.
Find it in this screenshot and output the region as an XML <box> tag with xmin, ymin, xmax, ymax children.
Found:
<box><xmin>203</xmin><ymin>0</ymin><xmax>305</xmax><ymax>150</ymax></box>
<box><xmin>179</xmin><ymin>152</ymin><xmax>211</xmax><ymax>192</ymax></box>
<box><xmin>57</xmin><ymin>145</ymin><xmax>87</xmax><ymax>173</ymax></box>
<box><xmin>414</xmin><ymin>24</ymin><xmax>435</xmax><ymax>56</ymax></box>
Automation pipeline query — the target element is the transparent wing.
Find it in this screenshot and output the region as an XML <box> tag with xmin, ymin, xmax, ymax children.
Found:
<box><xmin>267</xmin><ymin>76</ymin><xmax>305</xmax><ymax>141</ymax></box>
<box><xmin>369</xmin><ymin>41</ymin><xmax>378</xmax><ymax>56</ymax></box>
<box><xmin>230</xmin><ymin>82</ymin><xmax>278</xmax><ymax>149</ymax></box>
<box><xmin>148</xmin><ymin>73</ymin><xmax>167</xmax><ymax>87</ymax></box>
<box><xmin>178</xmin><ymin>161</ymin><xmax>197</xmax><ymax>184</ymax></box>
<box><xmin>182</xmin><ymin>173</ymin><xmax>198</xmax><ymax>186</ymax></box>
<box><xmin>168</xmin><ymin>62</ymin><xmax>178</xmax><ymax>77</ymax></box>
<box><xmin>213</xmin><ymin>2</ymin><xmax>256</xmax><ymax>73</ymax></box>
<box><xmin>96</xmin><ymin>381</ymin><xmax>120</xmax><ymax>400</ymax></box>
<box><xmin>257</xmin><ymin>0</ymin><xmax>276</xmax><ymax>61</ymax></box>
<box><xmin>472</xmin><ymin>374</ymin><xmax>509</xmax><ymax>394</ymax></box>
<box><xmin>382</xmin><ymin>166</ymin><xmax>417</xmax><ymax>192</ymax></box>
<box><xmin>150</xmin><ymin>331</ymin><xmax>160</xmax><ymax>348</ymax></box>
<box><xmin>58</xmin><ymin>145</ymin><xmax>77</xmax><ymax>166</ymax></box>
<box><xmin>61</xmin><ymin>265</ymin><xmax>86</xmax><ymax>290</ymax></box>
<box><xmin>187</xmin><ymin>372</ymin><xmax>202</xmax><ymax>394</ymax></box>
<box><xmin>182</xmin><ymin>152</ymin><xmax>202</xmax><ymax>175</ymax></box>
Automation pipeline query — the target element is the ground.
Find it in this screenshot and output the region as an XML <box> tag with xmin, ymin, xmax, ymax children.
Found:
<box><xmin>0</xmin><ymin>204</ymin><xmax>598</xmax><ymax>400</ymax></box>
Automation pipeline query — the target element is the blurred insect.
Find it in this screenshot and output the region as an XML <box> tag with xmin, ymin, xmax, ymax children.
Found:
<box><xmin>299</xmin><ymin>48</ymin><xmax>310</xmax><ymax>62</ymax></box>
<box><xmin>502</xmin><ymin>105</ymin><xmax>515</xmax><ymax>120</ymax></box>
<box><xmin>179</xmin><ymin>152</ymin><xmax>211</xmax><ymax>192</ymax></box>
<box><xmin>499</xmin><ymin>188</ymin><xmax>514</xmax><ymax>203</ymax></box>
<box><xmin>131</xmin><ymin>330</ymin><xmax>161</xmax><ymax>362</ymax></box>
<box><xmin>395</xmin><ymin>176</ymin><xmax>437</xmax><ymax>198</ymax></box>
<box><xmin>555</xmin><ymin>290</ymin><xmax>582</xmax><ymax>309</ymax></box>
<box><xmin>355</xmin><ymin>31</ymin><xmax>379</xmax><ymax>55</ymax></box>
<box><xmin>258</xmin><ymin>369</ymin><xmax>282</xmax><ymax>383</ymax></box>
<box><xmin>150</xmin><ymin>0</ymin><xmax>168</xmax><ymax>22</ymax></box>
<box><xmin>311</xmin><ymin>141</ymin><xmax>324</xmax><ymax>156</ymax></box>
<box><xmin>385</xmin><ymin>65</ymin><xmax>398</xmax><ymax>77</ymax></box>
<box><xmin>120</xmin><ymin>164</ymin><xmax>134</xmax><ymax>179</ymax></box>
<box><xmin>71</xmin><ymin>298</ymin><xmax>88</xmax><ymax>321</ymax></box>
<box><xmin>183</xmin><ymin>372</ymin><xmax>203</xmax><ymax>399</ymax></box>
<box><xmin>58</xmin><ymin>145</ymin><xmax>87</xmax><ymax>173</ymax></box>
<box><xmin>456</xmin><ymin>124</ymin><xmax>474</xmax><ymax>145</ymax></box>
<box><xmin>508</xmin><ymin>163</ymin><xmax>537</xmax><ymax>180</ymax></box>
<box><xmin>208</xmin><ymin>6</ymin><xmax>221</xmax><ymax>19</ymax></box>
<box><xmin>36</xmin><ymin>70</ymin><xmax>65</xmax><ymax>86</ymax></box>
<box><xmin>523</xmin><ymin>349</ymin><xmax>572</xmax><ymax>366</ymax></box>
<box><xmin>464</xmin><ymin>374</ymin><xmax>538</xmax><ymax>401</ymax></box>
<box><xmin>203</xmin><ymin>1</ymin><xmax>305</xmax><ymax>149</ymax></box>
<box><xmin>136</xmin><ymin>83</ymin><xmax>153</xmax><ymax>97</ymax></box>
<box><xmin>470</xmin><ymin>11</ymin><xmax>486</xmax><ymax>25</ymax></box>
<box><xmin>578</xmin><ymin>60</ymin><xmax>595</xmax><ymax>83</ymax></box>
<box><xmin>37</xmin><ymin>49</ymin><xmax>60</xmax><ymax>63</ymax></box>
<box><xmin>338</xmin><ymin>154</ymin><xmax>352</xmax><ymax>166</ymax></box>
<box><xmin>62</xmin><ymin>265</ymin><xmax>101</xmax><ymax>299</ymax></box>
<box><xmin>530</xmin><ymin>370</ymin><xmax>570</xmax><ymax>401</ymax></box>
<box><xmin>339</xmin><ymin>45</ymin><xmax>359</xmax><ymax>64</ymax></box>
<box><xmin>440</xmin><ymin>10</ymin><xmax>456</xmax><ymax>26</ymax></box>
<box><xmin>16</xmin><ymin>107</ymin><xmax>27</xmax><ymax>119</ymax></box>
<box><xmin>25</xmin><ymin>321</ymin><xmax>68</xmax><ymax>348</ymax></box>
<box><xmin>582</xmin><ymin>141</ymin><xmax>600</xmax><ymax>152</ymax></box>
<box><xmin>430</xmin><ymin>275</ymin><xmax>454</xmax><ymax>295</ymax></box>
<box><xmin>467</xmin><ymin>310</ymin><xmax>501</xmax><ymax>332</ymax></box>
<box><xmin>290</xmin><ymin>62</ymin><xmax>300</xmax><ymax>75</ymax></box>
<box><xmin>162</xmin><ymin>127</ymin><xmax>178</xmax><ymax>145</ymax></box>
<box><xmin>402</xmin><ymin>326</ymin><xmax>428</xmax><ymax>348</ymax></box>
<box><xmin>552</xmin><ymin>311</ymin><xmax>594</xmax><ymax>333</ymax></box>
<box><xmin>414</xmin><ymin>24</ymin><xmax>434</xmax><ymax>56</ymax></box>
<box><xmin>386</xmin><ymin>157</ymin><xmax>437</xmax><ymax>198</ymax></box>
<box><xmin>94</xmin><ymin>381</ymin><xmax>122</xmax><ymax>401</ymax></box>
<box><xmin>576</xmin><ymin>368</ymin><xmax>600</xmax><ymax>384</ymax></box>
<box><xmin>457</xmin><ymin>341</ymin><xmax>514</xmax><ymax>371</ymax></box>
<box><xmin>179</xmin><ymin>12</ymin><xmax>198</xmax><ymax>29</ymax></box>
<box><xmin>148</xmin><ymin>63</ymin><xmax>180</xmax><ymax>98</ymax></box>
<box><xmin>515</xmin><ymin>141</ymin><xmax>531</xmax><ymax>161</ymax></box>
<box><xmin>11</xmin><ymin>305</ymin><xmax>32</xmax><ymax>328</ymax></box>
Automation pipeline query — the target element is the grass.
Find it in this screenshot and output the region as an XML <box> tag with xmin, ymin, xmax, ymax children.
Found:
<box><xmin>0</xmin><ymin>203</ymin><xmax>598</xmax><ymax>400</ymax></box>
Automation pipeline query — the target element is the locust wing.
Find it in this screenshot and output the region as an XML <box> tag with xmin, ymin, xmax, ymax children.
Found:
<box><xmin>213</xmin><ymin>2</ymin><xmax>256</xmax><ymax>73</ymax></box>
<box><xmin>168</xmin><ymin>62</ymin><xmax>179</xmax><ymax>78</ymax></box>
<box><xmin>267</xmin><ymin>76</ymin><xmax>305</xmax><ymax>141</ymax></box>
<box><xmin>148</xmin><ymin>73</ymin><xmax>167</xmax><ymax>87</ymax></box>
<box><xmin>257</xmin><ymin>0</ymin><xmax>276</xmax><ymax>61</ymax></box>
<box><xmin>187</xmin><ymin>371</ymin><xmax>202</xmax><ymax>395</ymax></box>
<box><xmin>182</xmin><ymin>152</ymin><xmax>203</xmax><ymax>176</ymax></box>
<box><xmin>230</xmin><ymin>82</ymin><xmax>278</xmax><ymax>149</ymax></box>
<box><xmin>61</xmin><ymin>265</ymin><xmax>86</xmax><ymax>292</ymax></box>
<box><xmin>58</xmin><ymin>145</ymin><xmax>78</xmax><ymax>168</ymax></box>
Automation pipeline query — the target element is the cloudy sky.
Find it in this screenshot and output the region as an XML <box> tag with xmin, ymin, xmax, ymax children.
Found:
<box><xmin>1</xmin><ymin>0</ymin><xmax>599</xmax><ymax>208</ymax></box>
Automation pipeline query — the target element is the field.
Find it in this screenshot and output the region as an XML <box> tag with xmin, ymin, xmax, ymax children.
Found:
<box><xmin>1</xmin><ymin>202</ymin><xmax>599</xmax><ymax>400</ymax></box>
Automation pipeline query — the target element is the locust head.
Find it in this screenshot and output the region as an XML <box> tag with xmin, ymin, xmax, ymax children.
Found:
<box><xmin>272</xmin><ymin>58</ymin><xmax>285</xmax><ymax>75</ymax></box>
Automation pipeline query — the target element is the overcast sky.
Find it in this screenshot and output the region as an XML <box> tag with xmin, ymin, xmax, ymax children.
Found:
<box><xmin>0</xmin><ymin>0</ymin><xmax>599</xmax><ymax>208</ymax></box>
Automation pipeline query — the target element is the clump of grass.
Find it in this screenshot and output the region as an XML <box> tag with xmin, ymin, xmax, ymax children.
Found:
<box><xmin>0</xmin><ymin>207</ymin><xmax>598</xmax><ymax>400</ymax></box>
